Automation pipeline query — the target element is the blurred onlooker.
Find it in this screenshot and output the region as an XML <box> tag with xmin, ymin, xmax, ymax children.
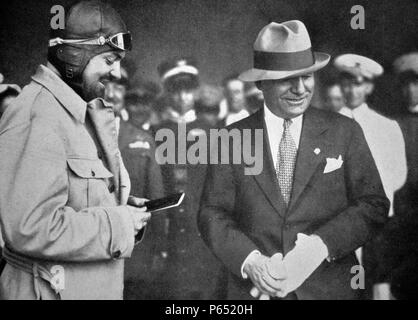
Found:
<box><xmin>388</xmin><ymin>53</ymin><xmax>418</xmax><ymax>299</ymax></box>
<box><xmin>393</xmin><ymin>53</ymin><xmax>418</xmax><ymax>215</ymax></box>
<box><xmin>244</xmin><ymin>83</ymin><xmax>264</xmax><ymax>114</ymax></box>
<box><xmin>124</xmin><ymin>82</ymin><xmax>160</xmax><ymax>131</ymax></box>
<box><xmin>119</xmin><ymin>88</ymin><xmax>164</xmax><ymax>197</ymax></box>
<box><xmin>335</xmin><ymin>54</ymin><xmax>407</xmax><ymax>217</ymax></box>
<box><xmin>118</xmin><ymin>87</ymin><xmax>167</xmax><ymax>300</ymax></box>
<box><xmin>323</xmin><ymin>81</ymin><xmax>351</xmax><ymax>117</ymax></box>
<box><xmin>105</xmin><ymin>66</ymin><xmax>129</xmax><ymax>128</ymax></box>
<box><xmin>196</xmin><ymin>84</ymin><xmax>223</xmax><ymax>127</ymax></box>
<box><xmin>0</xmin><ymin>73</ymin><xmax>21</xmax><ymax>119</ymax></box>
<box><xmin>154</xmin><ymin>57</ymin><xmax>223</xmax><ymax>299</ymax></box>
<box><xmin>195</xmin><ymin>102</ymin><xmax>220</xmax><ymax>127</ymax></box>
<box><xmin>335</xmin><ymin>54</ymin><xmax>407</xmax><ymax>300</ymax></box>
<box><xmin>221</xmin><ymin>74</ymin><xmax>250</xmax><ymax>126</ymax></box>
<box><xmin>393</xmin><ymin>52</ymin><xmax>418</xmax><ymax>115</ymax></box>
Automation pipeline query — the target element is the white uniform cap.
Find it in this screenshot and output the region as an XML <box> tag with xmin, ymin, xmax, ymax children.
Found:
<box><xmin>334</xmin><ymin>54</ymin><xmax>384</xmax><ymax>80</ymax></box>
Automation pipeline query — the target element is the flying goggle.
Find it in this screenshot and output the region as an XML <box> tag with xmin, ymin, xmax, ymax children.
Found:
<box><xmin>49</xmin><ymin>32</ymin><xmax>132</xmax><ymax>51</ymax></box>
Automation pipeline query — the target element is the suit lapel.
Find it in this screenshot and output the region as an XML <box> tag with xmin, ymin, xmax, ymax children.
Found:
<box><xmin>287</xmin><ymin>108</ymin><xmax>329</xmax><ymax>213</ymax></box>
<box><xmin>247</xmin><ymin>110</ymin><xmax>287</xmax><ymax>217</ymax></box>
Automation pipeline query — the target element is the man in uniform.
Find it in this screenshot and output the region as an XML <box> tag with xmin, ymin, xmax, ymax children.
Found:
<box><xmin>393</xmin><ymin>53</ymin><xmax>418</xmax><ymax>216</ymax></box>
<box><xmin>379</xmin><ymin>52</ymin><xmax>418</xmax><ymax>299</ymax></box>
<box><xmin>118</xmin><ymin>88</ymin><xmax>167</xmax><ymax>299</ymax></box>
<box><xmin>0</xmin><ymin>0</ymin><xmax>150</xmax><ymax>299</ymax></box>
<box><xmin>154</xmin><ymin>57</ymin><xmax>223</xmax><ymax>299</ymax></box>
<box><xmin>334</xmin><ymin>54</ymin><xmax>407</xmax><ymax>219</ymax></box>
<box><xmin>334</xmin><ymin>54</ymin><xmax>407</xmax><ymax>299</ymax></box>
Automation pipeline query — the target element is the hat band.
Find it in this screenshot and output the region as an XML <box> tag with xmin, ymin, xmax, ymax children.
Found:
<box><xmin>254</xmin><ymin>48</ymin><xmax>315</xmax><ymax>71</ymax></box>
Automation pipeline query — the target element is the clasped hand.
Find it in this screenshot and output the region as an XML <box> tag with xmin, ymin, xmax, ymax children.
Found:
<box><xmin>245</xmin><ymin>233</ymin><xmax>329</xmax><ymax>299</ymax></box>
<box><xmin>244</xmin><ymin>253</ymin><xmax>289</xmax><ymax>299</ymax></box>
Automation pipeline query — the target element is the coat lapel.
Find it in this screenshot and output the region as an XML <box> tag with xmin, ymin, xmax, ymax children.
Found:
<box><xmin>246</xmin><ymin>110</ymin><xmax>287</xmax><ymax>217</ymax></box>
<box><xmin>87</xmin><ymin>98</ymin><xmax>121</xmax><ymax>200</ymax></box>
<box><xmin>287</xmin><ymin>108</ymin><xmax>329</xmax><ymax>213</ymax></box>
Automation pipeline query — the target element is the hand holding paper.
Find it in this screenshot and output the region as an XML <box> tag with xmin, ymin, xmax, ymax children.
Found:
<box><xmin>244</xmin><ymin>252</ymin><xmax>284</xmax><ymax>298</ymax></box>
<box><xmin>248</xmin><ymin>234</ymin><xmax>328</xmax><ymax>299</ymax></box>
<box><xmin>273</xmin><ymin>233</ymin><xmax>328</xmax><ymax>298</ymax></box>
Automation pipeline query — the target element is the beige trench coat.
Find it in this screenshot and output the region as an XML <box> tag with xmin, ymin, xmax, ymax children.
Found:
<box><xmin>0</xmin><ymin>65</ymin><xmax>137</xmax><ymax>299</ymax></box>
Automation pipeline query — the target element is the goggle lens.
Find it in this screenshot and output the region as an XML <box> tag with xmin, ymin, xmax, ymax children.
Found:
<box><xmin>109</xmin><ymin>32</ymin><xmax>132</xmax><ymax>51</ymax></box>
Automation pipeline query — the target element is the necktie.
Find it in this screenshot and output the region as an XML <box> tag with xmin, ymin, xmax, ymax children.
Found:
<box><xmin>276</xmin><ymin>119</ymin><xmax>297</xmax><ymax>206</ymax></box>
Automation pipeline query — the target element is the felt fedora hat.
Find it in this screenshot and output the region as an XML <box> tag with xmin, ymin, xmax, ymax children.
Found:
<box><xmin>239</xmin><ymin>20</ymin><xmax>330</xmax><ymax>82</ymax></box>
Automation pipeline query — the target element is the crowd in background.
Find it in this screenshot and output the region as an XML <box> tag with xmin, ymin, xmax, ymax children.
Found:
<box><xmin>1</xmin><ymin>48</ymin><xmax>418</xmax><ymax>299</ymax></box>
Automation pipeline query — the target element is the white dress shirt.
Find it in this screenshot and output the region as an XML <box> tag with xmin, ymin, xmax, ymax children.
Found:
<box><xmin>349</xmin><ymin>103</ymin><xmax>407</xmax><ymax>217</ymax></box>
<box><xmin>338</xmin><ymin>106</ymin><xmax>353</xmax><ymax>118</ymax></box>
<box><xmin>264</xmin><ymin>104</ymin><xmax>303</xmax><ymax>168</ymax></box>
<box><xmin>225</xmin><ymin>109</ymin><xmax>250</xmax><ymax>126</ymax></box>
<box><xmin>167</xmin><ymin>108</ymin><xmax>197</xmax><ymax>124</ymax></box>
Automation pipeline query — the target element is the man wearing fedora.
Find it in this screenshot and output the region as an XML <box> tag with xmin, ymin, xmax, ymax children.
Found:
<box><xmin>198</xmin><ymin>20</ymin><xmax>389</xmax><ymax>300</ymax></box>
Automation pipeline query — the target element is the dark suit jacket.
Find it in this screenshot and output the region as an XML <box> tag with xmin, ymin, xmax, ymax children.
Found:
<box><xmin>198</xmin><ymin>107</ymin><xmax>389</xmax><ymax>300</ymax></box>
<box><xmin>387</xmin><ymin>114</ymin><xmax>418</xmax><ymax>299</ymax></box>
<box><xmin>394</xmin><ymin>115</ymin><xmax>418</xmax><ymax>215</ymax></box>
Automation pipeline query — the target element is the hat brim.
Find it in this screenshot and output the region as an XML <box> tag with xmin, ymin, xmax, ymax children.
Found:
<box><xmin>239</xmin><ymin>52</ymin><xmax>330</xmax><ymax>82</ymax></box>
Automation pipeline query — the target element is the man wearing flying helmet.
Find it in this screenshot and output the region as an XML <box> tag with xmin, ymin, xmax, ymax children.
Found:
<box><xmin>0</xmin><ymin>1</ymin><xmax>150</xmax><ymax>299</ymax></box>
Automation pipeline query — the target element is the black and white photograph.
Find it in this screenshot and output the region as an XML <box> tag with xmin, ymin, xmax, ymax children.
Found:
<box><xmin>0</xmin><ymin>0</ymin><xmax>417</xmax><ymax>305</ymax></box>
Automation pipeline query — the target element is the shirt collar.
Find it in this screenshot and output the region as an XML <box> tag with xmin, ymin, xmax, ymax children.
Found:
<box><xmin>351</xmin><ymin>102</ymin><xmax>370</xmax><ymax>118</ymax></box>
<box><xmin>31</xmin><ymin>65</ymin><xmax>87</xmax><ymax>124</ymax></box>
<box><xmin>167</xmin><ymin>108</ymin><xmax>197</xmax><ymax>123</ymax></box>
<box><xmin>263</xmin><ymin>103</ymin><xmax>303</xmax><ymax>127</ymax></box>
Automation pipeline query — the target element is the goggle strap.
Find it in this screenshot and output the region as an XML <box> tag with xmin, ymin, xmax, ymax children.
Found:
<box><xmin>49</xmin><ymin>33</ymin><xmax>130</xmax><ymax>50</ymax></box>
<box><xmin>49</xmin><ymin>37</ymin><xmax>102</xmax><ymax>47</ymax></box>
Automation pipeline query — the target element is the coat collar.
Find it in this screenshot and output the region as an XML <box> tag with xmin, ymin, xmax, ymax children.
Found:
<box><xmin>244</xmin><ymin>109</ymin><xmax>288</xmax><ymax>217</ymax></box>
<box><xmin>245</xmin><ymin>107</ymin><xmax>330</xmax><ymax>217</ymax></box>
<box><xmin>287</xmin><ymin>107</ymin><xmax>330</xmax><ymax>213</ymax></box>
<box><xmin>87</xmin><ymin>98</ymin><xmax>121</xmax><ymax>197</ymax></box>
<box><xmin>31</xmin><ymin>65</ymin><xmax>87</xmax><ymax>124</ymax></box>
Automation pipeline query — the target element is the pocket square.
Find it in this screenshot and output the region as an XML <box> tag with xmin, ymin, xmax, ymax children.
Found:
<box><xmin>129</xmin><ymin>141</ymin><xmax>151</xmax><ymax>149</ymax></box>
<box><xmin>323</xmin><ymin>155</ymin><xmax>343</xmax><ymax>173</ymax></box>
